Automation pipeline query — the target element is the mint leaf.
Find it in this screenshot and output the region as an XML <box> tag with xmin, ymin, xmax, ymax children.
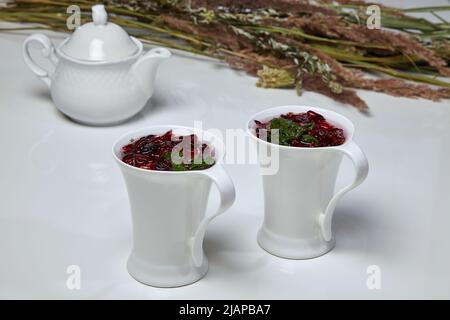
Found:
<box><xmin>190</xmin><ymin>155</ymin><xmax>215</xmax><ymax>170</ymax></box>
<box><xmin>171</xmin><ymin>162</ymin><xmax>187</xmax><ymax>171</ymax></box>
<box><xmin>269</xmin><ymin>117</ymin><xmax>306</xmax><ymax>146</ymax></box>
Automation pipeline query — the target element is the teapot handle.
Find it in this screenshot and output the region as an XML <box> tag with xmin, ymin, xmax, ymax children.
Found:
<box><xmin>318</xmin><ymin>140</ymin><xmax>369</xmax><ymax>241</ymax></box>
<box><xmin>191</xmin><ymin>164</ymin><xmax>236</xmax><ymax>267</ymax></box>
<box><xmin>23</xmin><ymin>34</ymin><xmax>58</xmax><ymax>87</ymax></box>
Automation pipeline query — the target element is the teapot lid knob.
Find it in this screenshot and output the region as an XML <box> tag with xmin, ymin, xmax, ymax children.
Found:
<box><xmin>92</xmin><ymin>4</ymin><xmax>108</xmax><ymax>25</ymax></box>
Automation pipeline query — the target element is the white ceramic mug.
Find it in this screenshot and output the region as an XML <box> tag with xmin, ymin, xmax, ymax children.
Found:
<box><xmin>247</xmin><ymin>106</ymin><xmax>369</xmax><ymax>259</ymax></box>
<box><xmin>113</xmin><ymin>126</ymin><xmax>235</xmax><ymax>287</ymax></box>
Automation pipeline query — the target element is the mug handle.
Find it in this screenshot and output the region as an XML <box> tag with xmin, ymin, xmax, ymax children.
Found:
<box><xmin>191</xmin><ymin>164</ymin><xmax>236</xmax><ymax>267</ymax></box>
<box><xmin>318</xmin><ymin>140</ymin><xmax>369</xmax><ymax>242</ymax></box>
<box><xmin>23</xmin><ymin>34</ymin><xmax>58</xmax><ymax>88</ymax></box>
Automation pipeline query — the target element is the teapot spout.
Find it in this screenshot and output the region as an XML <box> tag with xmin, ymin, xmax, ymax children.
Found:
<box><xmin>132</xmin><ymin>47</ymin><xmax>171</xmax><ymax>99</ymax></box>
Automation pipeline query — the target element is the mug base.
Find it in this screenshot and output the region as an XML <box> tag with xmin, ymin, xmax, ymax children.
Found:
<box><xmin>257</xmin><ymin>227</ymin><xmax>335</xmax><ymax>260</ymax></box>
<box><xmin>127</xmin><ymin>253</ymin><xmax>209</xmax><ymax>288</ymax></box>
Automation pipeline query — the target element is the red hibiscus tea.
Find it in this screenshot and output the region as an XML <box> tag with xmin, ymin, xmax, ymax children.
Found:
<box><xmin>121</xmin><ymin>130</ymin><xmax>215</xmax><ymax>171</ymax></box>
<box><xmin>254</xmin><ymin>110</ymin><xmax>345</xmax><ymax>147</ymax></box>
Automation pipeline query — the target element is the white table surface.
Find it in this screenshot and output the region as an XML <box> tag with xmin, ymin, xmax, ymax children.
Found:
<box><xmin>1</xmin><ymin>1</ymin><xmax>450</xmax><ymax>299</ymax></box>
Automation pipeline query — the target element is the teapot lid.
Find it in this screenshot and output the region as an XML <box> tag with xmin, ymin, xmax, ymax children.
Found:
<box><xmin>61</xmin><ymin>5</ymin><xmax>138</xmax><ymax>61</ymax></box>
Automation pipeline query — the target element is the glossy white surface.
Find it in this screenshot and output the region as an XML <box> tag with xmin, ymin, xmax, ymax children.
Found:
<box><xmin>1</xmin><ymin>1</ymin><xmax>450</xmax><ymax>299</ymax></box>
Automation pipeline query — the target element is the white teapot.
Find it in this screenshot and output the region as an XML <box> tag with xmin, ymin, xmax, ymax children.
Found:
<box><xmin>23</xmin><ymin>4</ymin><xmax>171</xmax><ymax>125</ymax></box>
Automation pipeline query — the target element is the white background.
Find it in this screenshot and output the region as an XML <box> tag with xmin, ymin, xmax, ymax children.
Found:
<box><xmin>0</xmin><ymin>0</ymin><xmax>449</xmax><ymax>299</ymax></box>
